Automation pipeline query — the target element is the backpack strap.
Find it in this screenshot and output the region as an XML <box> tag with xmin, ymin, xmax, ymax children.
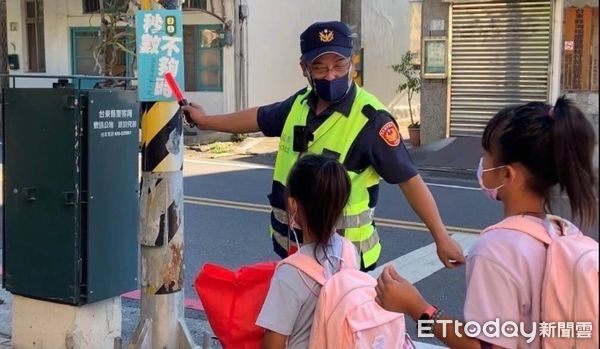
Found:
<box><xmin>546</xmin><ymin>214</ymin><xmax>581</xmax><ymax>237</ymax></box>
<box><xmin>482</xmin><ymin>216</ymin><xmax>554</xmax><ymax>245</ymax></box>
<box><xmin>279</xmin><ymin>253</ymin><xmax>327</xmax><ymax>286</ymax></box>
<box><xmin>340</xmin><ymin>238</ymin><xmax>358</xmax><ymax>270</ymax></box>
<box><xmin>278</xmin><ymin>237</ymin><xmax>358</xmax><ymax>286</ymax></box>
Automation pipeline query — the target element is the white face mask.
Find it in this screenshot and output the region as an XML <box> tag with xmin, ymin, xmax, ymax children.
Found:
<box><xmin>477</xmin><ymin>157</ymin><xmax>507</xmax><ymax>201</ymax></box>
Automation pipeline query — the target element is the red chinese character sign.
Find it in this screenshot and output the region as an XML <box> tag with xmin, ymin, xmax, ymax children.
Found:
<box><xmin>136</xmin><ymin>10</ymin><xmax>184</xmax><ymax>101</ymax></box>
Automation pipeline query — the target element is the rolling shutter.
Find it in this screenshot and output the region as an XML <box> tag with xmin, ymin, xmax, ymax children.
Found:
<box><xmin>449</xmin><ymin>0</ymin><xmax>552</xmax><ymax>136</ymax></box>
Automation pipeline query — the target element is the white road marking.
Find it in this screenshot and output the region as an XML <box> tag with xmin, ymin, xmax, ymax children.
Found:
<box><xmin>369</xmin><ymin>232</ymin><xmax>479</xmax><ymax>283</ymax></box>
<box><xmin>184</xmin><ymin>158</ymin><xmax>273</xmax><ymax>170</ymax></box>
<box><xmin>184</xmin><ymin>196</ymin><xmax>481</xmax><ymax>235</ymax></box>
<box><xmin>426</xmin><ymin>182</ymin><xmax>479</xmax><ymax>191</ymax></box>
<box><xmin>413</xmin><ymin>342</ymin><xmax>447</xmax><ymax>348</ymax></box>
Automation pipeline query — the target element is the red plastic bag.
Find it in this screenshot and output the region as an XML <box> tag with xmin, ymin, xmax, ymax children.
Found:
<box><xmin>194</xmin><ymin>261</ymin><xmax>277</xmax><ymax>349</ymax></box>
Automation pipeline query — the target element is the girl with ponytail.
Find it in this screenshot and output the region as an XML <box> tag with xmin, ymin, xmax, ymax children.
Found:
<box><xmin>256</xmin><ymin>154</ymin><xmax>356</xmax><ymax>349</ymax></box>
<box><xmin>374</xmin><ymin>97</ymin><xmax>598</xmax><ymax>349</ymax></box>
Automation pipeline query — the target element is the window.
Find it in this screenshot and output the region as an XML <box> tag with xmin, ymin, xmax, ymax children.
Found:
<box><xmin>72</xmin><ymin>29</ymin><xmax>99</xmax><ymax>75</ymax></box>
<box><xmin>183</xmin><ymin>0</ymin><xmax>207</xmax><ymax>10</ymax></box>
<box><xmin>25</xmin><ymin>0</ymin><xmax>45</xmax><ymax>72</ymax></box>
<box><xmin>562</xmin><ymin>6</ymin><xmax>599</xmax><ymax>92</ymax></box>
<box><xmin>183</xmin><ymin>25</ymin><xmax>223</xmax><ymax>92</ymax></box>
<box><xmin>71</xmin><ymin>27</ymin><xmax>131</xmax><ymax>76</ymax></box>
<box><xmin>82</xmin><ymin>0</ymin><xmax>127</xmax><ymax>14</ymax></box>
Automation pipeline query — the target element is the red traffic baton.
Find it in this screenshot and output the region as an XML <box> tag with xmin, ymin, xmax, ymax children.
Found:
<box><xmin>164</xmin><ymin>72</ymin><xmax>196</xmax><ymax>128</ymax></box>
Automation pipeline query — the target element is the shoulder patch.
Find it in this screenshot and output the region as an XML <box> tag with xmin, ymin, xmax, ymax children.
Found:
<box><xmin>378</xmin><ymin>121</ymin><xmax>401</xmax><ymax>147</ymax></box>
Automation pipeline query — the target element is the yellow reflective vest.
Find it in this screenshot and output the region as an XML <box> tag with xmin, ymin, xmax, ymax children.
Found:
<box><xmin>270</xmin><ymin>86</ymin><xmax>388</xmax><ymax>268</ymax></box>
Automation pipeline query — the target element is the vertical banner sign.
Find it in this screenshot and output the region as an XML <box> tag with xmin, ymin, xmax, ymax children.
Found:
<box><xmin>136</xmin><ymin>10</ymin><xmax>184</xmax><ymax>101</ymax></box>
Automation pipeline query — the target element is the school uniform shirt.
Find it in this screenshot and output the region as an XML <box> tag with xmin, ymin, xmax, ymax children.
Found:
<box><xmin>256</xmin><ymin>233</ymin><xmax>356</xmax><ymax>349</ymax></box>
<box><xmin>464</xmin><ymin>216</ymin><xmax>556</xmax><ymax>349</ymax></box>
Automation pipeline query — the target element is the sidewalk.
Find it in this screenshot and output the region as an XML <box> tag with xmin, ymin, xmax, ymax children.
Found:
<box><xmin>0</xmin><ymin>286</ymin><xmax>219</xmax><ymax>349</ymax></box>
<box><xmin>408</xmin><ymin>137</ymin><xmax>482</xmax><ymax>181</ymax></box>
<box><xmin>189</xmin><ymin>134</ymin><xmax>599</xmax><ymax>182</ymax></box>
<box><xmin>0</xmin><ymin>287</ymin><xmax>445</xmax><ymax>349</ymax></box>
<box><xmin>184</xmin><ymin>134</ymin><xmax>483</xmax><ymax>178</ymax></box>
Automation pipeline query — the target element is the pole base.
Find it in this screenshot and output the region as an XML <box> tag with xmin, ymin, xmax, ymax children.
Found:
<box><xmin>128</xmin><ymin>318</ymin><xmax>198</xmax><ymax>349</ymax></box>
<box><xmin>11</xmin><ymin>295</ymin><xmax>121</xmax><ymax>349</ymax></box>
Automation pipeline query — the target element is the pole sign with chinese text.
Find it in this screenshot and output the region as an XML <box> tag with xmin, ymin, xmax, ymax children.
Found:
<box><xmin>136</xmin><ymin>10</ymin><xmax>184</xmax><ymax>101</ymax></box>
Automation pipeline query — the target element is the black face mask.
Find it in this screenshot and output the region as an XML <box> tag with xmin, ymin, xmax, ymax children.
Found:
<box><xmin>311</xmin><ymin>73</ymin><xmax>351</xmax><ymax>102</ymax></box>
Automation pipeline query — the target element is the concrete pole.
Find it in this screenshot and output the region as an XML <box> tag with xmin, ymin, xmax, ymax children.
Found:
<box><xmin>233</xmin><ymin>0</ymin><xmax>248</xmax><ymax>111</ymax></box>
<box><xmin>341</xmin><ymin>0</ymin><xmax>362</xmax><ymax>85</ymax></box>
<box><xmin>234</xmin><ymin>0</ymin><xmax>241</xmax><ymax>111</ymax></box>
<box><xmin>409</xmin><ymin>0</ymin><xmax>423</xmax><ymax>63</ymax></box>
<box><xmin>1</xmin><ymin>0</ymin><xmax>8</xmax><ymax>133</ymax></box>
<box><xmin>341</xmin><ymin>0</ymin><xmax>361</xmax><ymax>53</ymax></box>
<box><xmin>128</xmin><ymin>0</ymin><xmax>197</xmax><ymax>348</ymax></box>
<box><xmin>0</xmin><ymin>0</ymin><xmax>7</xmax><ymax>87</ymax></box>
<box><xmin>549</xmin><ymin>0</ymin><xmax>564</xmax><ymax>104</ymax></box>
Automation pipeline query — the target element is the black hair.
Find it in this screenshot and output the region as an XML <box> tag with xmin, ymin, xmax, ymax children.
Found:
<box><xmin>286</xmin><ymin>154</ymin><xmax>351</xmax><ymax>247</ymax></box>
<box><xmin>482</xmin><ymin>96</ymin><xmax>598</xmax><ymax>227</ymax></box>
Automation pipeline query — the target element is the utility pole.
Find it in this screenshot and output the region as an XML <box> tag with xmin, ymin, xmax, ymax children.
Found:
<box><xmin>1</xmin><ymin>0</ymin><xmax>9</xmax><ymax>88</ymax></box>
<box><xmin>0</xmin><ymin>0</ymin><xmax>8</xmax><ymax>80</ymax></box>
<box><xmin>1</xmin><ymin>0</ymin><xmax>8</xmax><ymax>134</ymax></box>
<box><xmin>341</xmin><ymin>0</ymin><xmax>363</xmax><ymax>85</ymax></box>
<box><xmin>341</xmin><ymin>0</ymin><xmax>361</xmax><ymax>53</ymax></box>
<box><xmin>128</xmin><ymin>0</ymin><xmax>197</xmax><ymax>348</ymax></box>
<box><xmin>234</xmin><ymin>0</ymin><xmax>249</xmax><ymax>111</ymax></box>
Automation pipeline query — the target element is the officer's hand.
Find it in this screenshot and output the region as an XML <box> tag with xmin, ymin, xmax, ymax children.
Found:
<box><xmin>436</xmin><ymin>235</ymin><xmax>465</xmax><ymax>269</ymax></box>
<box><xmin>375</xmin><ymin>265</ymin><xmax>429</xmax><ymax>320</ymax></box>
<box><xmin>182</xmin><ymin>103</ymin><xmax>208</xmax><ymax>129</ymax></box>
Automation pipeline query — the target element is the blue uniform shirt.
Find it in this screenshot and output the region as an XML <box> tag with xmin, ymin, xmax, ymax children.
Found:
<box><xmin>257</xmin><ymin>84</ymin><xmax>418</xmax><ymax>184</ymax></box>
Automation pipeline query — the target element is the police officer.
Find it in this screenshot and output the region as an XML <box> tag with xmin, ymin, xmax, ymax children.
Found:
<box><xmin>183</xmin><ymin>21</ymin><xmax>465</xmax><ymax>271</ymax></box>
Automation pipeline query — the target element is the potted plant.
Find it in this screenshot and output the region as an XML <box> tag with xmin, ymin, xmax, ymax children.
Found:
<box><xmin>391</xmin><ymin>51</ymin><xmax>422</xmax><ymax>147</ymax></box>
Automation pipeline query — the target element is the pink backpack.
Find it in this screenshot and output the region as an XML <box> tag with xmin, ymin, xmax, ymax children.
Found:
<box><xmin>280</xmin><ymin>238</ymin><xmax>414</xmax><ymax>349</ymax></box>
<box><xmin>483</xmin><ymin>215</ymin><xmax>599</xmax><ymax>349</ymax></box>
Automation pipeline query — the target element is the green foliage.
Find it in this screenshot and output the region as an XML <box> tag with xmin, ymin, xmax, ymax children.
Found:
<box><xmin>93</xmin><ymin>0</ymin><xmax>137</xmax><ymax>77</ymax></box>
<box><xmin>391</xmin><ymin>51</ymin><xmax>421</xmax><ymax>128</ymax></box>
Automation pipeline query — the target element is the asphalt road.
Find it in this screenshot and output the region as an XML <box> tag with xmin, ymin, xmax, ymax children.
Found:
<box><xmin>179</xmin><ymin>158</ymin><xmax>502</xmax><ymax>345</ymax></box>
<box><xmin>1</xmin><ymin>154</ymin><xmax>597</xmax><ymax>347</ymax></box>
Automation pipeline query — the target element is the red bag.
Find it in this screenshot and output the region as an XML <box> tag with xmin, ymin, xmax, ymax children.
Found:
<box><xmin>194</xmin><ymin>261</ymin><xmax>277</xmax><ymax>349</ymax></box>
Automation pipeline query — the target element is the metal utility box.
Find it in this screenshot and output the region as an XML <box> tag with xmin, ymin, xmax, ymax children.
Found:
<box><xmin>2</xmin><ymin>88</ymin><xmax>139</xmax><ymax>305</ymax></box>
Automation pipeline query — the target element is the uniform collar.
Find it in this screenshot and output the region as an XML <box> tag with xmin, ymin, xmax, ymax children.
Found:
<box><xmin>303</xmin><ymin>83</ymin><xmax>357</xmax><ymax>117</ymax></box>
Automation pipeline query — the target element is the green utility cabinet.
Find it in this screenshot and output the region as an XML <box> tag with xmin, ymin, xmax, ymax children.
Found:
<box><xmin>2</xmin><ymin>88</ymin><xmax>139</xmax><ymax>305</ymax></box>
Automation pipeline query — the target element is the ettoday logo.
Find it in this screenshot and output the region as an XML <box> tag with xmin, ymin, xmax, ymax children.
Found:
<box><xmin>418</xmin><ymin>319</ymin><xmax>593</xmax><ymax>344</ymax></box>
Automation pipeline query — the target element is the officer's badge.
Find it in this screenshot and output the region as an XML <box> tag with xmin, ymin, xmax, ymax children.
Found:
<box><xmin>319</xmin><ymin>29</ymin><xmax>334</xmax><ymax>43</ymax></box>
<box><xmin>379</xmin><ymin>121</ymin><xmax>401</xmax><ymax>147</ymax></box>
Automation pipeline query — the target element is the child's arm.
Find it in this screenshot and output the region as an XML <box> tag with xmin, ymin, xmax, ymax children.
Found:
<box><xmin>261</xmin><ymin>330</ymin><xmax>288</xmax><ymax>349</ymax></box>
<box><xmin>256</xmin><ymin>266</ymin><xmax>307</xmax><ymax>349</ymax></box>
<box><xmin>375</xmin><ymin>265</ymin><xmax>508</xmax><ymax>349</ymax></box>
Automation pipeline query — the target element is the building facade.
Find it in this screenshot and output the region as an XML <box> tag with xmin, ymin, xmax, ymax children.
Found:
<box><xmin>6</xmin><ymin>0</ymin><xmax>236</xmax><ymax>116</ymax></box>
<box><xmin>417</xmin><ymin>0</ymin><xmax>598</xmax><ymax>144</ymax></box>
<box><xmin>5</xmin><ymin>0</ymin><xmax>413</xmax><ymax>127</ymax></box>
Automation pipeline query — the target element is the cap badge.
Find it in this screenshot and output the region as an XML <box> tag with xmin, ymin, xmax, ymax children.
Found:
<box><xmin>319</xmin><ymin>29</ymin><xmax>334</xmax><ymax>43</ymax></box>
